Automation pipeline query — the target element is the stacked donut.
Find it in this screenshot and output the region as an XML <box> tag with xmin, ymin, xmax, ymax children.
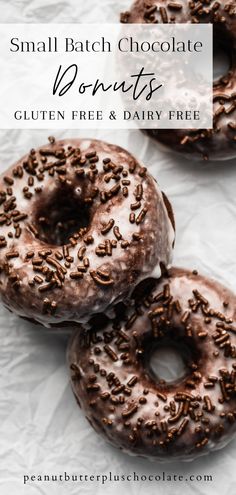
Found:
<box><xmin>121</xmin><ymin>0</ymin><xmax>236</xmax><ymax>161</ymax></box>
<box><xmin>0</xmin><ymin>136</ymin><xmax>236</xmax><ymax>462</ymax></box>
<box><xmin>0</xmin><ymin>137</ymin><xmax>174</xmax><ymax>326</ymax></box>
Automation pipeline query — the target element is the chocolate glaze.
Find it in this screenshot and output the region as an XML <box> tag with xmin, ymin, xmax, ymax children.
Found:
<box><xmin>0</xmin><ymin>138</ymin><xmax>174</xmax><ymax>326</ymax></box>
<box><xmin>121</xmin><ymin>0</ymin><xmax>236</xmax><ymax>161</ymax></box>
<box><xmin>68</xmin><ymin>267</ymin><xmax>236</xmax><ymax>461</ymax></box>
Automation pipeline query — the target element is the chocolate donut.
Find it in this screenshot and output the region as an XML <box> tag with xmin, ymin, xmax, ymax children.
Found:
<box><xmin>0</xmin><ymin>137</ymin><xmax>174</xmax><ymax>326</ymax></box>
<box><xmin>121</xmin><ymin>1</ymin><xmax>236</xmax><ymax>161</ymax></box>
<box><xmin>68</xmin><ymin>267</ymin><xmax>236</xmax><ymax>460</ymax></box>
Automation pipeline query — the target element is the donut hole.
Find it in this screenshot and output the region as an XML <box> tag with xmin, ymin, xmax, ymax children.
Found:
<box><xmin>213</xmin><ymin>46</ymin><xmax>231</xmax><ymax>81</ymax></box>
<box><xmin>35</xmin><ymin>184</ymin><xmax>92</xmax><ymax>246</ymax></box>
<box><xmin>213</xmin><ymin>32</ymin><xmax>232</xmax><ymax>82</ymax></box>
<box><xmin>145</xmin><ymin>332</ymin><xmax>201</xmax><ymax>386</ymax></box>
<box><xmin>149</xmin><ymin>343</ymin><xmax>187</xmax><ymax>384</ymax></box>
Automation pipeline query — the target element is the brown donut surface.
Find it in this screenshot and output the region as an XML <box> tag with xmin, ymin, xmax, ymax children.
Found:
<box><xmin>68</xmin><ymin>267</ymin><xmax>236</xmax><ymax>460</ymax></box>
<box><xmin>121</xmin><ymin>1</ymin><xmax>236</xmax><ymax>161</ymax></box>
<box><xmin>0</xmin><ymin>137</ymin><xmax>174</xmax><ymax>326</ymax></box>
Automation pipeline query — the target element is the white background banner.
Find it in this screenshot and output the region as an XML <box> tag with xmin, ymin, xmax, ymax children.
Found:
<box><xmin>0</xmin><ymin>23</ymin><xmax>212</xmax><ymax>129</ymax></box>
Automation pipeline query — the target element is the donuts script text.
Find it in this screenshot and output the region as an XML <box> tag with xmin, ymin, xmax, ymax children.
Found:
<box><xmin>52</xmin><ymin>64</ymin><xmax>163</xmax><ymax>101</ymax></box>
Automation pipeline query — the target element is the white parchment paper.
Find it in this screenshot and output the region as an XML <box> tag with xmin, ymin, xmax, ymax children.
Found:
<box><xmin>0</xmin><ymin>2</ymin><xmax>236</xmax><ymax>495</ymax></box>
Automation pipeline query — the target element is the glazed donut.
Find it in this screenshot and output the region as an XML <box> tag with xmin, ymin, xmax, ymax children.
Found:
<box><xmin>68</xmin><ymin>267</ymin><xmax>236</xmax><ymax>460</ymax></box>
<box><xmin>0</xmin><ymin>137</ymin><xmax>174</xmax><ymax>326</ymax></box>
<box><xmin>121</xmin><ymin>1</ymin><xmax>236</xmax><ymax>161</ymax></box>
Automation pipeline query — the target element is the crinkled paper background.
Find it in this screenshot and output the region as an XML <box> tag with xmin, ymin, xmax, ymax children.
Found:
<box><xmin>0</xmin><ymin>1</ymin><xmax>235</xmax><ymax>494</ymax></box>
